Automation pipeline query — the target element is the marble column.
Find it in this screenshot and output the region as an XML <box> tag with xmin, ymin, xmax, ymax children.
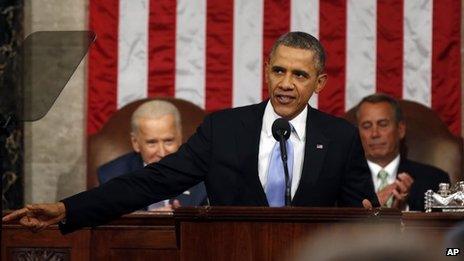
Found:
<box><xmin>1</xmin><ymin>0</ymin><xmax>24</xmax><ymax>210</ymax></box>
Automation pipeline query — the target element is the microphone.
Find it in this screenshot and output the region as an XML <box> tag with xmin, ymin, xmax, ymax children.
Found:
<box><xmin>271</xmin><ymin>118</ymin><xmax>292</xmax><ymax>206</ymax></box>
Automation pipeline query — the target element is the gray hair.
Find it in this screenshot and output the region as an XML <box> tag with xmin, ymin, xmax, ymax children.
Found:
<box><xmin>355</xmin><ymin>93</ymin><xmax>404</xmax><ymax>123</ymax></box>
<box><xmin>269</xmin><ymin>31</ymin><xmax>326</xmax><ymax>74</ymax></box>
<box><xmin>131</xmin><ymin>100</ymin><xmax>182</xmax><ymax>134</ymax></box>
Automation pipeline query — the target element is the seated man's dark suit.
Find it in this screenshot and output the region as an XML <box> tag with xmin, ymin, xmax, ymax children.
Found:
<box><xmin>98</xmin><ymin>152</ymin><xmax>208</xmax><ymax>207</ymax></box>
<box><xmin>398</xmin><ymin>158</ymin><xmax>450</xmax><ymax>211</ymax></box>
<box><xmin>60</xmin><ymin>101</ymin><xmax>379</xmax><ymax>234</ymax></box>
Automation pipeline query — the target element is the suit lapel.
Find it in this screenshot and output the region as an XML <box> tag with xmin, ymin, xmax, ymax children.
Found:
<box><xmin>293</xmin><ymin>106</ymin><xmax>330</xmax><ymax>203</ymax></box>
<box><xmin>397</xmin><ymin>158</ymin><xmax>411</xmax><ymax>177</ymax></box>
<box><xmin>396</xmin><ymin>157</ymin><xmax>416</xmax><ymax>208</ymax></box>
<box><xmin>236</xmin><ymin>101</ymin><xmax>268</xmax><ymax>205</ymax></box>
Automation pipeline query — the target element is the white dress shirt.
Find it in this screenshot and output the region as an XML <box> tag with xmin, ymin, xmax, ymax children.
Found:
<box><xmin>258</xmin><ymin>101</ymin><xmax>307</xmax><ymax>198</ymax></box>
<box><xmin>367</xmin><ymin>155</ymin><xmax>400</xmax><ymax>191</ymax></box>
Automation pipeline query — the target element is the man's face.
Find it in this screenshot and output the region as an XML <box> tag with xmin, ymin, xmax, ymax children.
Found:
<box><xmin>131</xmin><ymin>114</ymin><xmax>182</xmax><ymax>164</ymax></box>
<box><xmin>266</xmin><ymin>45</ymin><xmax>327</xmax><ymax>120</ymax></box>
<box><xmin>357</xmin><ymin>102</ymin><xmax>406</xmax><ymax>167</ymax></box>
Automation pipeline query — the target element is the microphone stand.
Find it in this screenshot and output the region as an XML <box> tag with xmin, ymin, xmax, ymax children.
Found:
<box><xmin>277</xmin><ymin>134</ymin><xmax>291</xmax><ymax>206</ymax></box>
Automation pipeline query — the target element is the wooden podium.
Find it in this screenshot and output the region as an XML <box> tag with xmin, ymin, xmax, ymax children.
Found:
<box><xmin>3</xmin><ymin>207</ymin><xmax>461</xmax><ymax>260</ymax></box>
<box><xmin>175</xmin><ymin>207</ymin><xmax>399</xmax><ymax>260</ymax></box>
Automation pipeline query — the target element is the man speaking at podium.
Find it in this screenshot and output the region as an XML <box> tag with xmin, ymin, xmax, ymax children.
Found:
<box><xmin>3</xmin><ymin>32</ymin><xmax>379</xmax><ymax>234</ymax></box>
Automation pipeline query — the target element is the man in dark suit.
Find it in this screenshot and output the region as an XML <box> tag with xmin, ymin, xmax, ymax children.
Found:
<box><xmin>3</xmin><ymin>32</ymin><xmax>379</xmax><ymax>234</ymax></box>
<box><xmin>97</xmin><ymin>100</ymin><xmax>207</xmax><ymax>208</ymax></box>
<box><xmin>356</xmin><ymin>93</ymin><xmax>450</xmax><ymax>211</ymax></box>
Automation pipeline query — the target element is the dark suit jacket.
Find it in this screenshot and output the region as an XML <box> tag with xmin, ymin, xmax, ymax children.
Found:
<box><xmin>97</xmin><ymin>152</ymin><xmax>208</xmax><ymax>207</ymax></box>
<box><xmin>60</xmin><ymin>101</ymin><xmax>379</xmax><ymax>234</ymax></box>
<box><xmin>398</xmin><ymin>158</ymin><xmax>450</xmax><ymax>211</ymax></box>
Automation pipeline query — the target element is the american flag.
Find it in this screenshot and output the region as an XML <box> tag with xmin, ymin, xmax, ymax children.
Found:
<box><xmin>87</xmin><ymin>0</ymin><xmax>461</xmax><ymax>136</ymax></box>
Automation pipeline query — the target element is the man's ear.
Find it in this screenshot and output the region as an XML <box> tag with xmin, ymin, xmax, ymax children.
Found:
<box><xmin>314</xmin><ymin>73</ymin><xmax>328</xmax><ymax>94</ymax></box>
<box><xmin>131</xmin><ymin>132</ymin><xmax>140</xmax><ymax>153</ymax></box>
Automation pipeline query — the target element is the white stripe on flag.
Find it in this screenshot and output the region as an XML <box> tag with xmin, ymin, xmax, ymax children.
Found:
<box><xmin>403</xmin><ymin>0</ymin><xmax>432</xmax><ymax>106</ymax></box>
<box><xmin>291</xmin><ymin>0</ymin><xmax>319</xmax><ymax>109</ymax></box>
<box><xmin>345</xmin><ymin>0</ymin><xmax>377</xmax><ymax>110</ymax></box>
<box><xmin>233</xmin><ymin>0</ymin><xmax>264</xmax><ymax>108</ymax></box>
<box><xmin>117</xmin><ymin>0</ymin><xmax>149</xmax><ymax>108</ymax></box>
<box><xmin>175</xmin><ymin>0</ymin><xmax>207</xmax><ymax>109</ymax></box>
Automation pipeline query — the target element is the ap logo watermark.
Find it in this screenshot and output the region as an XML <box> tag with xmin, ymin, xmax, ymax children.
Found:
<box><xmin>446</xmin><ymin>248</ymin><xmax>460</xmax><ymax>256</ymax></box>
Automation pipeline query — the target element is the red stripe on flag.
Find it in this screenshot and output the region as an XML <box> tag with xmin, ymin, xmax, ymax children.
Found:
<box><xmin>376</xmin><ymin>0</ymin><xmax>403</xmax><ymax>98</ymax></box>
<box><xmin>432</xmin><ymin>0</ymin><xmax>461</xmax><ymax>135</ymax></box>
<box><xmin>87</xmin><ymin>0</ymin><xmax>119</xmax><ymax>135</ymax></box>
<box><xmin>262</xmin><ymin>0</ymin><xmax>290</xmax><ymax>100</ymax></box>
<box><xmin>205</xmin><ymin>0</ymin><xmax>234</xmax><ymax>112</ymax></box>
<box><xmin>318</xmin><ymin>0</ymin><xmax>346</xmax><ymax>115</ymax></box>
<box><xmin>148</xmin><ymin>0</ymin><xmax>176</xmax><ymax>98</ymax></box>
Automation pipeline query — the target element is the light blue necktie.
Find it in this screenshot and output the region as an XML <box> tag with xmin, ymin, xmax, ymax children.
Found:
<box><xmin>265</xmin><ymin>139</ymin><xmax>294</xmax><ymax>207</ymax></box>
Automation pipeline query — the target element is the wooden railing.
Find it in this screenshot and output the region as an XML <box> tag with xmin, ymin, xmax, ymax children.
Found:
<box><xmin>2</xmin><ymin>207</ymin><xmax>462</xmax><ymax>260</ymax></box>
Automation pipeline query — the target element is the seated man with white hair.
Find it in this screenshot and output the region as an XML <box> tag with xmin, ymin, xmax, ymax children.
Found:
<box><xmin>97</xmin><ymin>100</ymin><xmax>208</xmax><ymax>209</ymax></box>
<box><xmin>355</xmin><ymin>93</ymin><xmax>449</xmax><ymax>211</ymax></box>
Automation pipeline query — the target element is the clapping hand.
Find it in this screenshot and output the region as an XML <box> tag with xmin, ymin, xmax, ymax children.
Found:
<box><xmin>391</xmin><ymin>172</ymin><xmax>413</xmax><ymax>209</ymax></box>
<box><xmin>376</xmin><ymin>172</ymin><xmax>413</xmax><ymax>209</ymax></box>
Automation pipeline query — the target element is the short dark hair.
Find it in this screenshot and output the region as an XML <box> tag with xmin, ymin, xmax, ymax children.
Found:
<box><xmin>355</xmin><ymin>93</ymin><xmax>404</xmax><ymax>123</ymax></box>
<box><xmin>269</xmin><ymin>31</ymin><xmax>326</xmax><ymax>74</ymax></box>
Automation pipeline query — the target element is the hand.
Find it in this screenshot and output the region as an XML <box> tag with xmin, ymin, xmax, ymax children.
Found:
<box><xmin>376</xmin><ymin>183</ymin><xmax>396</xmax><ymax>206</ymax></box>
<box><xmin>148</xmin><ymin>199</ymin><xmax>181</xmax><ymax>212</ymax></box>
<box><xmin>391</xmin><ymin>173</ymin><xmax>413</xmax><ymax>209</ymax></box>
<box><xmin>362</xmin><ymin>199</ymin><xmax>373</xmax><ymax>210</ymax></box>
<box><xmin>2</xmin><ymin>203</ymin><xmax>66</xmax><ymax>233</ymax></box>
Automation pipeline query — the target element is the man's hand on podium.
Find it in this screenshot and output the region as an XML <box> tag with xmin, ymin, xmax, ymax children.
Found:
<box><xmin>362</xmin><ymin>199</ymin><xmax>373</xmax><ymax>210</ymax></box>
<box><xmin>2</xmin><ymin>202</ymin><xmax>66</xmax><ymax>232</ymax></box>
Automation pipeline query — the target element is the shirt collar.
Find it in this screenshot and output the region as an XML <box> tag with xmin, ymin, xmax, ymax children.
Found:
<box><xmin>367</xmin><ymin>154</ymin><xmax>401</xmax><ymax>176</ymax></box>
<box><xmin>263</xmin><ymin>101</ymin><xmax>307</xmax><ymax>141</ymax></box>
